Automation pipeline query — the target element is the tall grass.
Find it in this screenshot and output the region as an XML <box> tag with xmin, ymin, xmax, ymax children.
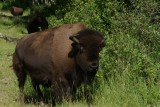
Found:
<box><xmin>0</xmin><ymin>0</ymin><xmax>160</xmax><ymax>106</ymax></box>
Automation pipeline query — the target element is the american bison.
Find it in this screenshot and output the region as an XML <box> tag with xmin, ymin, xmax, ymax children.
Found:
<box><xmin>12</xmin><ymin>23</ymin><xmax>105</xmax><ymax>106</ymax></box>
<box><xmin>10</xmin><ymin>6</ymin><xmax>23</xmax><ymax>16</ymax></box>
<box><xmin>26</xmin><ymin>14</ymin><xmax>48</xmax><ymax>34</ymax></box>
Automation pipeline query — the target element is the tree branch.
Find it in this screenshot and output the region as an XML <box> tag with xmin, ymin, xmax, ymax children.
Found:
<box><xmin>0</xmin><ymin>33</ymin><xmax>19</xmax><ymax>42</ymax></box>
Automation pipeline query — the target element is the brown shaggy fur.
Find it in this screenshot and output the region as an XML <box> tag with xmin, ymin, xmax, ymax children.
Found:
<box><xmin>12</xmin><ymin>23</ymin><xmax>105</xmax><ymax>106</ymax></box>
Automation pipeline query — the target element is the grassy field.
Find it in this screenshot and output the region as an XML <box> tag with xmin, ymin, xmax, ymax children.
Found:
<box><xmin>0</xmin><ymin>0</ymin><xmax>160</xmax><ymax>107</ymax></box>
<box><xmin>0</xmin><ymin>9</ymin><xmax>31</xmax><ymax>107</ymax></box>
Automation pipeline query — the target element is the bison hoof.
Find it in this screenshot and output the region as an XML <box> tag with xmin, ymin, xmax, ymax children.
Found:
<box><xmin>38</xmin><ymin>101</ymin><xmax>44</xmax><ymax>107</ymax></box>
<box><xmin>19</xmin><ymin>94</ymin><xmax>24</xmax><ymax>104</ymax></box>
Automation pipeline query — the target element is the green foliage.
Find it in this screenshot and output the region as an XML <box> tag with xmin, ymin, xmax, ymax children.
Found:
<box><xmin>48</xmin><ymin>0</ymin><xmax>160</xmax><ymax>82</ymax></box>
<box><xmin>46</xmin><ymin>0</ymin><xmax>160</xmax><ymax>106</ymax></box>
<box><xmin>0</xmin><ymin>0</ymin><xmax>160</xmax><ymax>106</ymax></box>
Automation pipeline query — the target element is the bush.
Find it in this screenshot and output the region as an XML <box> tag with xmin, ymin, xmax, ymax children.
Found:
<box><xmin>48</xmin><ymin>0</ymin><xmax>160</xmax><ymax>83</ymax></box>
<box><xmin>2</xmin><ymin>0</ymin><xmax>160</xmax><ymax>106</ymax></box>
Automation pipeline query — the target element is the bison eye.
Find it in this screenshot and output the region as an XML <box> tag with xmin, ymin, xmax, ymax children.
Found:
<box><xmin>79</xmin><ymin>45</ymin><xmax>84</xmax><ymax>53</ymax></box>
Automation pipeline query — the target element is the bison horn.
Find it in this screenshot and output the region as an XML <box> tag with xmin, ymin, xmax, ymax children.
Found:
<box><xmin>69</xmin><ymin>34</ymin><xmax>80</xmax><ymax>44</ymax></box>
<box><xmin>101</xmin><ymin>39</ymin><xmax>106</xmax><ymax>47</ymax></box>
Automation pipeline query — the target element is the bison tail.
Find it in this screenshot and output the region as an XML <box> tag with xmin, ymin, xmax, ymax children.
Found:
<box><xmin>12</xmin><ymin>51</ymin><xmax>27</xmax><ymax>104</ymax></box>
<box><xmin>12</xmin><ymin>52</ymin><xmax>24</xmax><ymax>74</ymax></box>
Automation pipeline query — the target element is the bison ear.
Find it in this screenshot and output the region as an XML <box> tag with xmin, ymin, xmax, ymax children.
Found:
<box><xmin>101</xmin><ymin>39</ymin><xmax>106</xmax><ymax>47</ymax></box>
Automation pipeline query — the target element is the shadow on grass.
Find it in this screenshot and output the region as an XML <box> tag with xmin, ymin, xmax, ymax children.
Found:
<box><xmin>24</xmin><ymin>88</ymin><xmax>52</xmax><ymax>106</ymax></box>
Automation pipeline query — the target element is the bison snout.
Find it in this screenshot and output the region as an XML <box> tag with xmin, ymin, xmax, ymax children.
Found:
<box><xmin>88</xmin><ymin>62</ymin><xmax>99</xmax><ymax>72</ymax></box>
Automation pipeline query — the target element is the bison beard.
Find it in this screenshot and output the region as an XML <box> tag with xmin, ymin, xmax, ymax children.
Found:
<box><xmin>12</xmin><ymin>23</ymin><xmax>105</xmax><ymax>106</ymax></box>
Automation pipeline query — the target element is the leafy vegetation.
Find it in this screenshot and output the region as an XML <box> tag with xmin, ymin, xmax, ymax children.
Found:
<box><xmin>0</xmin><ymin>0</ymin><xmax>160</xmax><ymax>106</ymax></box>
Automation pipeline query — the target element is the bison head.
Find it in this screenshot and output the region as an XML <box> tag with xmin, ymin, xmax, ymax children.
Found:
<box><xmin>69</xmin><ymin>29</ymin><xmax>105</xmax><ymax>83</ymax></box>
<box><xmin>37</xmin><ymin>16</ymin><xmax>49</xmax><ymax>30</ymax></box>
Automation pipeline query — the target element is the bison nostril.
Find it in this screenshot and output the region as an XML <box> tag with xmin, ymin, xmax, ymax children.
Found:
<box><xmin>89</xmin><ymin>62</ymin><xmax>99</xmax><ymax>70</ymax></box>
<box><xmin>87</xmin><ymin>62</ymin><xmax>99</xmax><ymax>76</ymax></box>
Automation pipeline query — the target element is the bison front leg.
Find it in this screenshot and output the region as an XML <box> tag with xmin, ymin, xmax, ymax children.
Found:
<box><xmin>31</xmin><ymin>80</ymin><xmax>43</xmax><ymax>101</ymax></box>
<box><xmin>51</xmin><ymin>79</ymin><xmax>71</xmax><ymax>106</ymax></box>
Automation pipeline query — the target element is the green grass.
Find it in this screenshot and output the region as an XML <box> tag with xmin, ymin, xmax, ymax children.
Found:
<box><xmin>0</xmin><ymin>35</ymin><xmax>159</xmax><ymax>106</ymax></box>
<box><xmin>0</xmin><ymin>0</ymin><xmax>160</xmax><ymax>107</ymax></box>
<box><xmin>0</xmin><ymin>40</ymin><xmax>19</xmax><ymax>106</ymax></box>
<box><xmin>0</xmin><ymin>16</ymin><xmax>27</xmax><ymax>38</ymax></box>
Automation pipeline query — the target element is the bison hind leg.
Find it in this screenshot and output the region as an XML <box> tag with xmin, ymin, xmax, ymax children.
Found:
<box><xmin>13</xmin><ymin>52</ymin><xmax>27</xmax><ymax>104</ymax></box>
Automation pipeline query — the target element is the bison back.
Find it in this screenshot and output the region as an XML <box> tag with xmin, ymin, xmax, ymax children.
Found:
<box><xmin>14</xmin><ymin>23</ymin><xmax>86</xmax><ymax>82</ymax></box>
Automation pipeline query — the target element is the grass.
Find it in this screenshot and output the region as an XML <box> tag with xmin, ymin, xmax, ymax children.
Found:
<box><xmin>0</xmin><ymin>6</ymin><xmax>35</xmax><ymax>106</ymax></box>
<box><xmin>0</xmin><ymin>40</ymin><xmax>20</xmax><ymax>106</ymax></box>
<box><xmin>0</xmin><ymin>34</ymin><xmax>158</xmax><ymax>107</ymax></box>
<box><xmin>0</xmin><ymin>1</ymin><xmax>160</xmax><ymax>107</ymax></box>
